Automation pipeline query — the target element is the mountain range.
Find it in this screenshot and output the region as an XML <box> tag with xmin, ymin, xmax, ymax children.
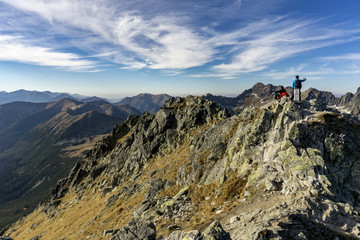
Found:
<box><xmin>1</xmin><ymin>83</ymin><xmax>360</xmax><ymax>240</ymax></box>
<box><xmin>0</xmin><ymin>90</ymin><xmax>87</xmax><ymax>105</ymax></box>
<box><xmin>0</xmin><ymin>98</ymin><xmax>140</xmax><ymax>229</ymax></box>
<box><xmin>0</xmin><ymin>90</ymin><xmax>172</xmax><ymax>109</ymax></box>
<box><xmin>3</xmin><ymin>86</ymin><xmax>359</xmax><ymax>117</ymax></box>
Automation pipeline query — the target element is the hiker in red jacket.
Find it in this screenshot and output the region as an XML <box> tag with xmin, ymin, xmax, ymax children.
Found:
<box><xmin>274</xmin><ymin>86</ymin><xmax>288</xmax><ymax>100</ymax></box>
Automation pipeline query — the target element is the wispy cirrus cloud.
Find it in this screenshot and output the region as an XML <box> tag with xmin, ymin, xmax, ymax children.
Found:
<box><xmin>0</xmin><ymin>0</ymin><xmax>216</xmax><ymax>70</ymax></box>
<box><xmin>112</xmin><ymin>14</ymin><xmax>214</xmax><ymax>69</ymax></box>
<box><xmin>0</xmin><ymin>0</ymin><xmax>360</xmax><ymax>77</ymax></box>
<box><xmin>189</xmin><ymin>18</ymin><xmax>360</xmax><ymax>79</ymax></box>
<box><xmin>0</xmin><ymin>35</ymin><xmax>98</xmax><ymax>71</ymax></box>
<box><xmin>262</xmin><ymin>62</ymin><xmax>360</xmax><ymax>82</ymax></box>
<box><xmin>211</xmin><ymin>18</ymin><xmax>360</xmax><ymax>76</ymax></box>
<box><xmin>321</xmin><ymin>53</ymin><xmax>360</xmax><ymax>61</ymax></box>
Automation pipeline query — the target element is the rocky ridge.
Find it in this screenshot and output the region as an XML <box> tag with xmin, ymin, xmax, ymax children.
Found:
<box><xmin>203</xmin><ymin>82</ymin><xmax>278</xmax><ymax>113</ymax></box>
<box><xmin>203</xmin><ymin>83</ymin><xmax>360</xmax><ymax>121</ymax></box>
<box><xmin>4</xmin><ymin>95</ymin><xmax>360</xmax><ymax>240</ymax></box>
<box><xmin>336</xmin><ymin>87</ymin><xmax>360</xmax><ymax>120</ymax></box>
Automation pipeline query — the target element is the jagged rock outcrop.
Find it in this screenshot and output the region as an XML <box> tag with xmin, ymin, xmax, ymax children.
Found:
<box><xmin>165</xmin><ymin>220</ymin><xmax>230</xmax><ymax>240</ymax></box>
<box><xmin>302</xmin><ymin>88</ymin><xmax>338</xmax><ymax>105</ymax></box>
<box><xmin>0</xmin><ymin>236</ymin><xmax>13</xmax><ymax>240</ymax></box>
<box><xmin>110</xmin><ymin>218</ymin><xmax>156</xmax><ymax>240</ymax></box>
<box><xmin>202</xmin><ymin>82</ymin><xmax>278</xmax><ymax>113</ymax></box>
<box><xmin>339</xmin><ymin>92</ymin><xmax>354</xmax><ymax>105</ymax></box>
<box><xmin>332</xmin><ymin>87</ymin><xmax>360</xmax><ymax>122</ymax></box>
<box><xmin>203</xmin><ymin>83</ymin><xmax>360</xmax><ymax>124</ymax></box>
<box><xmin>5</xmin><ymin>95</ymin><xmax>360</xmax><ymax>240</ymax></box>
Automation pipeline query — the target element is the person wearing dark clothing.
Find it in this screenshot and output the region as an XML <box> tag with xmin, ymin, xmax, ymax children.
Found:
<box><xmin>274</xmin><ymin>86</ymin><xmax>288</xmax><ymax>100</ymax></box>
<box><xmin>292</xmin><ymin>75</ymin><xmax>306</xmax><ymax>101</ymax></box>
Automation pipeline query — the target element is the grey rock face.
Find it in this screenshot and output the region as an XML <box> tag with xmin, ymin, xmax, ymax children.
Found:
<box><xmin>203</xmin><ymin>82</ymin><xmax>279</xmax><ymax>113</ymax></box>
<box><xmin>302</xmin><ymin>88</ymin><xmax>337</xmax><ymax>105</ymax></box>
<box><xmin>0</xmin><ymin>237</ymin><xmax>13</xmax><ymax>240</ymax></box>
<box><xmin>335</xmin><ymin>87</ymin><xmax>360</xmax><ymax>121</ymax></box>
<box><xmin>165</xmin><ymin>230</ymin><xmax>202</xmax><ymax>240</ymax></box>
<box><xmin>143</xmin><ymin>178</ymin><xmax>164</xmax><ymax>203</ymax></box>
<box><xmin>339</xmin><ymin>92</ymin><xmax>354</xmax><ymax>105</ymax></box>
<box><xmin>202</xmin><ymin>220</ymin><xmax>231</xmax><ymax>240</ymax></box>
<box><xmin>164</xmin><ymin>220</ymin><xmax>230</xmax><ymax>240</ymax></box>
<box><xmin>111</xmin><ymin>218</ymin><xmax>156</xmax><ymax>240</ymax></box>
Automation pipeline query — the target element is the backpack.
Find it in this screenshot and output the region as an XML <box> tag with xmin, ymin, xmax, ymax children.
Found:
<box><xmin>294</xmin><ymin>79</ymin><xmax>302</xmax><ymax>89</ymax></box>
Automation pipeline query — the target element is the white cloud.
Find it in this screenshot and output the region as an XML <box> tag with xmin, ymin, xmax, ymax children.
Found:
<box><xmin>112</xmin><ymin>14</ymin><xmax>214</xmax><ymax>70</ymax></box>
<box><xmin>262</xmin><ymin>64</ymin><xmax>358</xmax><ymax>81</ymax></box>
<box><xmin>211</xmin><ymin>18</ymin><xmax>360</xmax><ymax>76</ymax></box>
<box><xmin>321</xmin><ymin>53</ymin><xmax>360</xmax><ymax>61</ymax></box>
<box><xmin>189</xmin><ymin>72</ymin><xmax>237</xmax><ymax>80</ymax></box>
<box><xmin>0</xmin><ymin>0</ymin><xmax>360</xmax><ymax>76</ymax></box>
<box><xmin>0</xmin><ymin>35</ymin><xmax>97</xmax><ymax>71</ymax></box>
<box><xmin>0</xmin><ymin>0</ymin><xmax>215</xmax><ymax>70</ymax></box>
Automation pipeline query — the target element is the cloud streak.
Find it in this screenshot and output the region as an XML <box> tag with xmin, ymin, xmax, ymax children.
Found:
<box><xmin>211</xmin><ymin>18</ymin><xmax>360</xmax><ymax>76</ymax></box>
<box><xmin>0</xmin><ymin>0</ymin><xmax>216</xmax><ymax>70</ymax></box>
<box><xmin>0</xmin><ymin>0</ymin><xmax>359</xmax><ymax>76</ymax></box>
<box><xmin>112</xmin><ymin>14</ymin><xmax>215</xmax><ymax>69</ymax></box>
<box><xmin>0</xmin><ymin>35</ymin><xmax>97</xmax><ymax>71</ymax></box>
<box><xmin>321</xmin><ymin>53</ymin><xmax>360</xmax><ymax>61</ymax></box>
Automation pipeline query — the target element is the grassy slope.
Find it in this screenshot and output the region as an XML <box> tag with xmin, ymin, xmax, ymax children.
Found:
<box><xmin>0</xmin><ymin>130</ymin><xmax>106</xmax><ymax>230</ymax></box>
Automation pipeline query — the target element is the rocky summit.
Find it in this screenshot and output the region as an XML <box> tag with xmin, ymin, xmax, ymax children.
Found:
<box><xmin>3</xmin><ymin>95</ymin><xmax>360</xmax><ymax>240</ymax></box>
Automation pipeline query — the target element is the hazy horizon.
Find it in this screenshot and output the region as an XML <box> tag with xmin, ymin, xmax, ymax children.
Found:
<box><xmin>0</xmin><ymin>83</ymin><xmax>353</xmax><ymax>100</ymax></box>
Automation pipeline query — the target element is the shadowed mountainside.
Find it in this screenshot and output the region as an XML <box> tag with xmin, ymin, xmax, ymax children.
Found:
<box><xmin>0</xmin><ymin>98</ymin><xmax>140</xmax><ymax>229</ymax></box>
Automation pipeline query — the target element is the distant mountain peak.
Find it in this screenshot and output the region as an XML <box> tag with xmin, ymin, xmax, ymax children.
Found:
<box><xmin>81</xmin><ymin>96</ymin><xmax>108</xmax><ymax>103</ymax></box>
<box><xmin>356</xmin><ymin>87</ymin><xmax>360</xmax><ymax>95</ymax></box>
<box><xmin>119</xmin><ymin>93</ymin><xmax>173</xmax><ymax>114</ymax></box>
<box><xmin>0</xmin><ymin>90</ymin><xmax>84</xmax><ymax>105</ymax></box>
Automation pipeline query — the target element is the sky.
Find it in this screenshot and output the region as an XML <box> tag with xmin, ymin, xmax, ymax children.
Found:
<box><xmin>1</xmin><ymin>0</ymin><xmax>360</xmax><ymax>98</ymax></box>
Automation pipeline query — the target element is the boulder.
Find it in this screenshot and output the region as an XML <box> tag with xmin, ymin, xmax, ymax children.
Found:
<box><xmin>111</xmin><ymin>218</ymin><xmax>156</xmax><ymax>240</ymax></box>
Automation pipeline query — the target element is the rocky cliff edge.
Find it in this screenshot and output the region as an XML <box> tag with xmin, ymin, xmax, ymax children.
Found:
<box><xmin>5</xmin><ymin>96</ymin><xmax>360</xmax><ymax>240</ymax></box>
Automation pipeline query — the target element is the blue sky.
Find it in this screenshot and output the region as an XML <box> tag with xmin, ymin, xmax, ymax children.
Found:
<box><xmin>1</xmin><ymin>0</ymin><xmax>360</xmax><ymax>98</ymax></box>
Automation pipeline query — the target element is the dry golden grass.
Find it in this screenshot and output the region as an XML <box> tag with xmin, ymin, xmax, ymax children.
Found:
<box><xmin>225</xmin><ymin>119</ymin><xmax>240</xmax><ymax>144</ymax></box>
<box><xmin>116</xmin><ymin>131</ymin><xmax>133</xmax><ymax>145</ymax></box>
<box><xmin>182</xmin><ymin>170</ymin><xmax>250</xmax><ymax>230</ymax></box>
<box><xmin>197</xmin><ymin>149</ymin><xmax>210</xmax><ymax>165</ymax></box>
<box><xmin>61</xmin><ymin>135</ymin><xmax>106</xmax><ymax>158</ymax></box>
<box><xmin>7</xmin><ymin>177</ymin><xmax>148</xmax><ymax>240</ymax></box>
<box><xmin>150</xmin><ymin>142</ymin><xmax>192</xmax><ymax>182</ymax></box>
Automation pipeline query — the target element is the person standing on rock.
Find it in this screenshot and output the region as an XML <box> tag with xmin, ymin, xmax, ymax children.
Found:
<box><xmin>292</xmin><ymin>75</ymin><xmax>306</xmax><ymax>101</ymax></box>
